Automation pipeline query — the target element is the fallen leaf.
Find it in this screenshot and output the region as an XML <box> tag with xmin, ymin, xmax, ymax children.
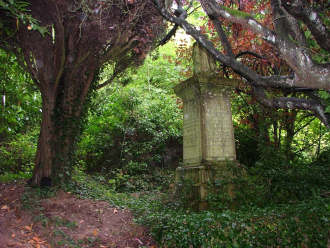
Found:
<box><xmin>1</xmin><ymin>205</ymin><xmax>9</xmax><ymax>210</ymax></box>
<box><xmin>93</xmin><ymin>229</ymin><xmax>98</xmax><ymax>236</ymax></box>
<box><xmin>134</xmin><ymin>238</ymin><xmax>143</xmax><ymax>245</ymax></box>
<box><xmin>33</xmin><ymin>236</ymin><xmax>40</xmax><ymax>242</ymax></box>
<box><xmin>24</xmin><ymin>225</ymin><xmax>33</xmax><ymax>231</ymax></box>
<box><xmin>8</xmin><ymin>241</ymin><xmax>23</xmax><ymax>247</ymax></box>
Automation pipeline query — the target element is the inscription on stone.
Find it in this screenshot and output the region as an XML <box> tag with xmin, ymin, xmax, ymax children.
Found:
<box><xmin>183</xmin><ymin>99</ymin><xmax>202</xmax><ymax>165</ymax></box>
<box><xmin>203</xmin><ymin>90</ymin><xmax>236</xmax><ymax>161</ymax></box>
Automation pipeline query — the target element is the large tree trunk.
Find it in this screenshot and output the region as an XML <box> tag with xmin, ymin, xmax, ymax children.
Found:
<box><xmin>30</xmin><ymin>95</ymin><xmax>55</xmax><ymax>185</ymax></box>
<box><xmin>30</xmin><ymin>105</ymin><xmax>80</xmax><ymax>186</ymax></box>
<box><xmin>30</xmin><ymin>70</ymin><xmax>95</xmax><ymax>186</ymax></box>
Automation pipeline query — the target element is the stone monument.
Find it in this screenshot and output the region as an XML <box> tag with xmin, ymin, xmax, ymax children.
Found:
<box><xmin>174</xmin><ymin>43</ymin><xmax>241</xmax><ymax>210</ymax></box>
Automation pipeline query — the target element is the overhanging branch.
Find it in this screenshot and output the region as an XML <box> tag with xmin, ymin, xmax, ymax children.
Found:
<box><xmin>253</xmin><ymin>87</ymin><xmax>329</xmax><ymax>127</ymax></box>
<box><xmin>152</xmin><ymin>0</ymin><xmax>300</xmax><ymax>90</ymax></box>
<box><xmin>282</xmin><ymin>0</ymin><xmax>330</xmax><ymax>51</ymax></box>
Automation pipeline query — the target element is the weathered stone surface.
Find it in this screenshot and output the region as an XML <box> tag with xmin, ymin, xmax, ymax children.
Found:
<box><xmin>174</xmin><ymin>43</ymin><xmax>242</xmax><ymax>210</ymax></box>
<box><xmin>201</xmin><ymin>83</ymin><xmax>236</xmax><ymax>162</ymax></box>
<box><xmin>174</xmin><ymin>79</ymin><xmax>238</xmax><ymax>165</ymax></box>
<box><xmin>192</xmin><ymin>42</ymin><xmax>216</xmax><ymax>76</ymax></box>
<box><xmin>175</xmin><ymin>80</ymin><xmax>202</xmax><ymax>166</ymax></box>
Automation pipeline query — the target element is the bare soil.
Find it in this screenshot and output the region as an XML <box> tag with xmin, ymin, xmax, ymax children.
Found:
<box><xmin>0</xmin><ymin>182</ymin><xmax>156</xmax><ymax>248</ymax></box>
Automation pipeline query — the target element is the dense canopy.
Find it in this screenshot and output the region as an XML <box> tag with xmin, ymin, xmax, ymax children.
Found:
<box><xmin>154</xmin><ymin>0</ymin><xmax>330</xmax><ymax>126</ymax></box>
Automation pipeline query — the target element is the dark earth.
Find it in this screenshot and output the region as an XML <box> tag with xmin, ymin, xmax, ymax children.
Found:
<box><xmin>0</xmin><ymin>182</ymin><xmax>156</xmax><ymax>248</ymax></box>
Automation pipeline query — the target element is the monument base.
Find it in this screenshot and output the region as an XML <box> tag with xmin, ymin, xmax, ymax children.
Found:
<box><xmin>175</xmin><ymin>160</ymin><xmax>244</xmax><ymax>210</ymax></box>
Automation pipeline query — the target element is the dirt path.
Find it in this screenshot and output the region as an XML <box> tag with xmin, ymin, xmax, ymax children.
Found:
<box><xmin>0</xmin><ymin>182</ymin><xmax>156</xmax><ymax>248</ymax></box>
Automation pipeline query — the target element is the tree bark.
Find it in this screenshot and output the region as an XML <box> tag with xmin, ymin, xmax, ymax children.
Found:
<box><xmin>29</xmin><ymin>67</ymin><xmax>96</xmax><ymax>186</ymax></box>
<box><xmin>30</xmin><ymin>95</ymin><xmax>89</xmax><ymax>186</ymax></box>
<box><xmin>30</xmin><ymin>95</ymin><xmax>55</xmax><ymax>185</ymax></box>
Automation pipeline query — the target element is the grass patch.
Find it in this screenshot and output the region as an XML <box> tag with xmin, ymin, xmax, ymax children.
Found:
<box><xmin>0</xmin><ymin>171</ymin><xmax>31</xmax><ymax>183</ymax></box>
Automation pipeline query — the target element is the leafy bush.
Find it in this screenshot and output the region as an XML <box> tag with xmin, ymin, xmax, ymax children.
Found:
<box><xmin>0</xmin><ymin>129</ymin><xmax>38</xmax><ymax>174</ymax></box>
<box><xmin>0</xmin><ymin>50</ymin><xmax>41</xmax><ymax>141</ymax></box>
<box><xmin>235</xmin><ymin>125</ymin><xmax>260</xmax><ymax>167</ymax></box>
<box><xmin>0</xmin><ymin>171</ymin><xmax>31</xmax><ymax>182</ymax></box>
<box><xmin>311</xmin><ymin>148</ymin><xmax>330</xmax><ymax>166</ymax></box>
<box><xmin>77</xmin><ymin>83</ymin><xmax>182</xmax><ymax>174</ymax></box>
<box><xmin>205</xmin><ymin>159</ymin><xmax>330</xmax><ymax>210</ymax></box>
<box><xmin>105</xmin><ymin>166</ymin><xmax>174</xmax><ymax>192</ymax></box>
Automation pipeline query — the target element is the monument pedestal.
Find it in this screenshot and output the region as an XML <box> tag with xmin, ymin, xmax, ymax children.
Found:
<box><xmin>175</xmin><ymin>160</ymin><xmax>241</xmax><ymax>210</ymax></box>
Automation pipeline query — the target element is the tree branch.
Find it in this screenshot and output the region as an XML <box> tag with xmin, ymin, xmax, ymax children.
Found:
<box><xmin>152</xmin><ymin>0</ymin><xmax>301</xmax><ymax>89</ymax></box>
<box><xmin>271</xmin><ymin>0</ymin><xmax>307</xmax><ymax>47</ymax></box>
<box><xmin>282</xmin><ymin>0</ymin><xmax>330</xmax><ymax>51</ymax></box>
<box><xmin>235</xmin><ymin>51</ymin><xmax>263</xmax><ymax>59</ymax></box>
<box><xmin>253</xmin><ymin>87</ymin><xmax>329</xmax><ymax>127</ymax></box>
<box><xmin>158</xmin><ymin>24</ymin><xmax>178</xmax><ymax>46</ymax></box>
<box><xmin>210</xmin><ymin>17</ymin><xmax>235</xmax><ymax>57</ymax></box>
<box><xmin>199</xmin><ymin>0</ymin><xmax>330</xmax><ymax>90</ymax></box>
<box><xmin>96</xmin><ymin>66</ymin><xmax>123</xmax><ymax>90</ymax></box>
<box><xmin>53</xmin><ymin>3</ymin><xmax>66</xmax><ymax>93</ymax></box>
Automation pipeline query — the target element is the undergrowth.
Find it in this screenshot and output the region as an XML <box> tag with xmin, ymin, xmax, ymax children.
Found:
<box><xmin>65</xmin><ymin>169</ymin><xmax>330</xmax><ymax>248</ymax></box>
<box><xmin>3</xmin><ymin>166</ymin><xmax>329</xmax><ymax>247</ymax></box>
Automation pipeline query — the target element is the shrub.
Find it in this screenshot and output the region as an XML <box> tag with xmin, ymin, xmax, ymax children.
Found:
<box><xmin>234</xmin><ymin>126</ymin><xmax>260</xmax><ymax>167</ymax></box>
<box><xmin>77</xmin><ymin>83</ymin><xmax>182</xmax><ymax>174</ymax></box>
<box><xmin>205</xmin><ymin>159</ymin><xmax>330</xmax><ymax>210</ymax></box>
<box><xmin>0</xmin><ymin>129</ymin><xmax>38</xmax><ymax>174</ymax></box>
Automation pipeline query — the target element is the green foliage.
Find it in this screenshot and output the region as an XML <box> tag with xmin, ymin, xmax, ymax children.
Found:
<box><xmin>107</xmin><ymin>166</ymin><xmax>174</xmax><ymax>192</ymax></box>
<box><xmin>206</xmin><ymin>161</ymin><xmax>330</xmax><ymax>209</ymax></box>
<box><xmin>232</xmin><ymin>89</ymin><xmax>330</xmax><ymax>166</ymax></box>
<box><xmin>98</xmin><ymin>42</ymin><xmax>184</xmax><ymax>91</ymax></box>
<box><xmin>0</xmin><ymin>128</ymin><xmax>38</xmax><ymax>174</ymax></box>
<box><xmin>319</xmin><ymin>90</ymin><xmax>330</xmax><ymax>113</ymax></box>
<box><xmin>0</xmin><ymin>171</ymin><xmax>31</xmax><ymax>182</ymax></box>
<box><xmin>77</xmin><ymin>83</ymin><xmax>182</xmax><ymax>174</ymax></box>
<box><xmin>0</xmin><ymin>0</ymin><xmax>48</xmax><ymax>37</ymax></box>
<box><xmin>0</xmin><ymin>49</ymin><xmax>41</xmax><ymax>140</ymax></box>
<box><xmin>234</xmin><ymin>125</ymin><xmax>260</xmax><ymax>167</ymax></box>
<box><xmin>311</xmin><ymin>148</ymin><xmax>330</xmax><ymax>166</ymax></box>
<box><xmin>134</xmin><ymin>197</ymin><xmax>330</xmax><ymax>248</ymax></box>
<box><xmin>206</xmin><ymin>136</ymin><xmax>330</xmax><ymax>209</ymax></box>
<box><xmin>65</xmin><ymin>168</ymin><xmax>131</xmax><ymax>208</ymax></box>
